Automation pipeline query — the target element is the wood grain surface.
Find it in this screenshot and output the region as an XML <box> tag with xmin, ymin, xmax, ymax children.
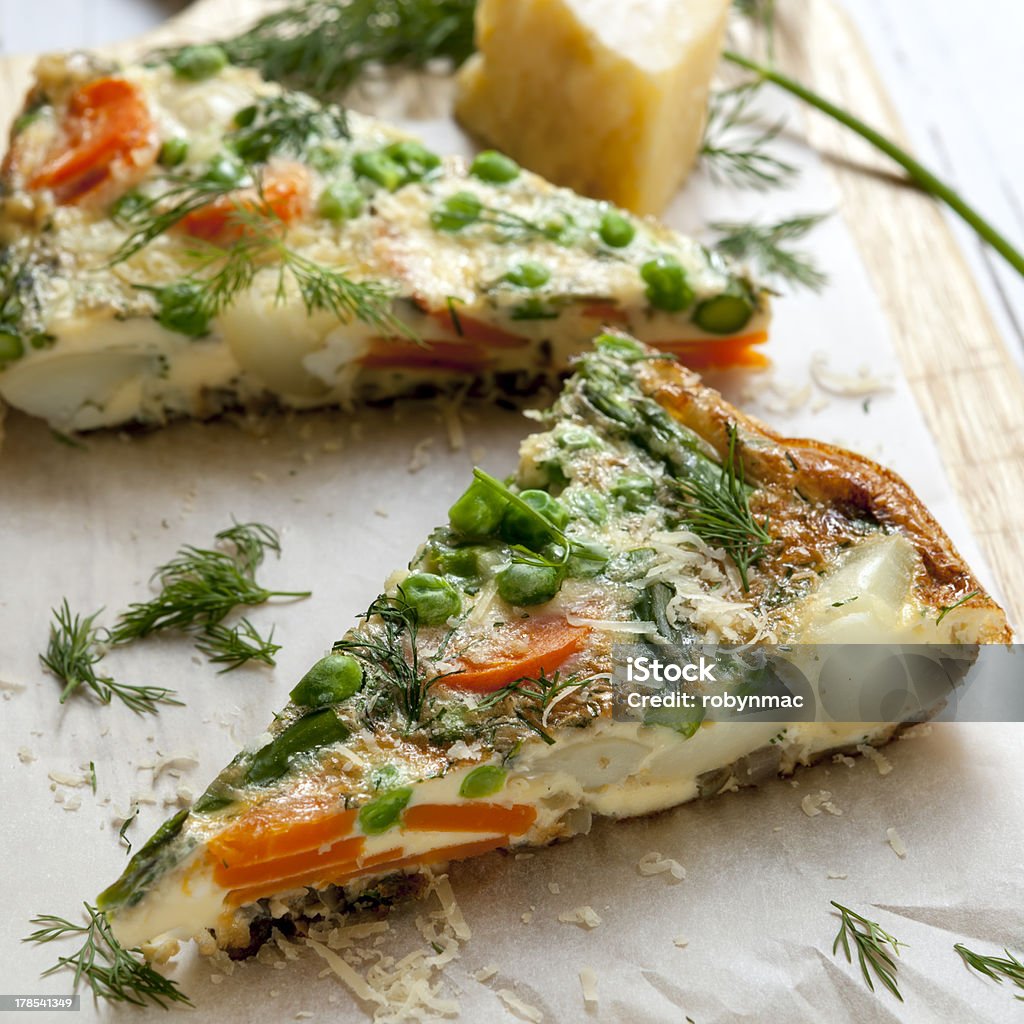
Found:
<box><xmin>0</xmin><ymin>0</ymin><xmax>1020</xmax><ymax>625</ymax></box>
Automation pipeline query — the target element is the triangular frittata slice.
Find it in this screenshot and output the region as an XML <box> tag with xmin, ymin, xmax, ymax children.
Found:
<box><xmin>0</xmin><ymin>53</ymin><xmax>767</xmax><ymax>432</ymax></box>
<box><xmin>98</xmin><ymin>332</ymin><xmax>1009</xmax><ymax>953</ymax></box>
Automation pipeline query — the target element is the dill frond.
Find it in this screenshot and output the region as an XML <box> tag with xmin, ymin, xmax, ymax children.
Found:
<box><xmin>831</xmin><ymin>902</ymin><xmax>905</xmax><ymax>1001</ymax></box>
<box><xmin>709</xmin><ymin>213</ymin><xmax>829</xmax><ymax>292</ymax></box>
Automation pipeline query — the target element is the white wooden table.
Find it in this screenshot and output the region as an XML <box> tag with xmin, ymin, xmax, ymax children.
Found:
<box><xmin>1</xmin><ymin>0</ymin><xmax>1021</xmax><ymax>364</ymax></box>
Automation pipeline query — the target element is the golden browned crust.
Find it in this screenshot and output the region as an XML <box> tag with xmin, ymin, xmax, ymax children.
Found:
<box><xmin>638</xmin><ymin>357</ymin><xmax>1012</xmax><ymax>642</ymax></box>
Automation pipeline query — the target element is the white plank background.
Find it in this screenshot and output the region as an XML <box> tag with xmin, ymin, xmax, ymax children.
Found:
<box><xmin>1</xmin><ymin>0</ymin><xmax>1022</xmax><ymax>365</ymax></box>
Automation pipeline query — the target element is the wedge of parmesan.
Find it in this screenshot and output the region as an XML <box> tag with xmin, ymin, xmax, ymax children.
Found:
<box><xmin>455</xmin><ymin>0</ymin><xmax>731</xmax><ymax>214</ymax></box>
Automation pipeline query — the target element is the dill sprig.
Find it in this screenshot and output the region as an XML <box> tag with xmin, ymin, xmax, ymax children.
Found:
<box><xmin>195</xmin><ymin>619</ymin><xmax>281</xmax><ymax>672</ymax></box>
<box><xmin>701</xmin><ymin>83</ymin><xmax>797</xmax><ymax>191</ymax></box>
<box><xmin>955</xmin><ymin>943</ymin><xmax>1024</xmax><ymax>999</ymax></box>
<box><xmin>935</xmin><ymin>590</ymin><xmax>980</xmax><ymax>625</ymax></box>
<box><xmin>24</xmin><ymin>903</ymin><xmax>191</xmax><ymax>1009</ymax></box>
<box><xmin>110</xmin><ymin>171</ymin><xmax>249</xmax><ymax>264</ymax></box>
<box><xmin>474</xmin><ymin>669</ymin><xmax>589</xmax><ymax>745</ymax></box>
<box><xmin>228</xmin><ymin>92</ymin><xmax>349</xmax><ymax>163</ymax></box>
<box><xmin>674</xmin><ymin>424</ymin><xmax>771</xmax><ymax>591</ymax></box>
<box><xmin>831</xmin><ymin>901</ymin><xmax>906</xmax><ymax>1001</ymax></box>
<box><xmin>336</xmin><ymin>594</ymin><xmax>459</xmax><ymax>725</ymax></box>
<box><xmin>709</xmin><ymin>213</ymin><xmax>829</xmax><ymax>293</ymax></box>
<box><xmin>723</xmin><ymin>50</ymin><xmax>1024</xmax><ymax>282</ymax></box>
<box><xmin>40</xmin><ymin>601</ymin><xmax>181</xmax><ymax>715</ymax></box>
<box><xmin>207</xmin><ymin>0</ymin><xmax>477</xmax><ymax>99</ymax></box>
<box><xmin>107</xmin><ymin>522</ymin><xmax>309</xmax><ymax>671</ymax></box>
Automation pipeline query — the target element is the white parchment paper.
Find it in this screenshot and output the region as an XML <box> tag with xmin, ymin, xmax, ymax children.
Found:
<box><xmin>0</xmin><ymin>79</ymin><xmax>1019</xmax><ymax>1024</ymax></box>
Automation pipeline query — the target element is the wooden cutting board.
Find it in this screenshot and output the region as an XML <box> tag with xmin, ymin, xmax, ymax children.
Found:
<box><xmin>1</xmin><ymin>0</ymin><xmax>1021</xmax><ymax>626</ymax></box>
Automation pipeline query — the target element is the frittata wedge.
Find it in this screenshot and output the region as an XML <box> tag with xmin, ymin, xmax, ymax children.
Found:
<box><xmin>97</xmin><ymin>333</ymin><xmax>1009</xmax><ymax>957</ymax></box>
<box><xmin>0</xmin><ymin>53</ymin><xmax>768</xmax><ymax>432</ymax></box>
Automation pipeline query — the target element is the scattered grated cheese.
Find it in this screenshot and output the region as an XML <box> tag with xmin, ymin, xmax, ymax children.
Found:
<box><xmin>856</xmin><ymin>744</ymin><xmax>893</xmax><ymax>776</ymax></box>
<box><xmin>521</xmin><ymin>911</ymin><xmax>534</xmax><ymax>924</ymax></box>
<box><xmin>827</xmin><ymin>872</ymin><xmax>848</xmax><ymax>880</ymax></box>
<box><xmin>0</xmin><ymin>678</ymin><xmax>26</xmax><ymax>692</ymax></box>
<box><xmin>547</xmin><ymin>883</ymin><xmax>560</xmax><ymax>895</ymax></box>
<box><xmin>474</xmin><ymin>965</ymin><xmax>498</xmax><ymax>983</ymax></box>
<box><xmin>800</xmin><ymin>791</ymin><xmax>843</xmax><ymax>817</ymax></box>
<box><xmin>295</xmin><ymin>1014</ymin><xmax>313</xmax><ymax>1020</ymax></box>
<box><xmin>433</xmin><ymin>875</ymin><xmax>470</xmax><ymax>941</ymax></box>
<box><xmin>810</xmin><ymin>351</ymin><xmax>894</xmax><ymax>398</ymax></box>
<box><xmin>579</xmin><ymin>967</ymin><xmax>598</xmax><ymax>1006</ymax></box>
<box><xmin>637</xmin><ymin>852</ymin><xmax>686</xmax><ymax>881</ymax></box>
<box><xmin>514</xmin><ymin>853</ymin><xmax>534</xmax><ymax>862</ymax></box>
<box><xmin>153</xmin><ymin>752</ymin><xmax>199</xmax><ymax>780</ymax></box>
<box><xmin>407</xmin><ymin>437</ymin><xmax>435</xmax><ymax>474</ymax></box>
<box><xmin>557</xmin><ymin>906</ymin><xmax>602</xmax><ymax>929</ymax></box>
<box><xmin>62</xmin><ymin>795</ymin><xmax>82</xmax><ymax>812</ymax></box>
<box><xmin>899</xmin><ymin>723</ymin><xmax>933</xmax><ymax>741</ymax></box>
<box><xmin>496</xmin><ymin>989</ymin><xmax>543</xmax><ymax>1023</ymax></box>
<box><xmin>438</xmin><ymin>396</ymin><xmax>467</xmax><ymax>452</ymax></box>
<box><xmin>886</xmin><ymin>827</ymin><xmax>907</xmax><ymax>859</ymax></box>
<box><xmin>17</xmin><ymin>747</ymin><xmax>36</xmax><ymax>764</ymax></box>
<box><xmin>48</xmin><ymin>769</ymin><xmax>89</xmax><ymax>788</ymax></box>
<box><xmin>832</xmin><ymin>754</ymin><xmax>856</xmax><ymax>768</ymax></box>
<box><xmin>673</xmin><ymin>936</ymin><xmax>689</xmax><ymax>949</ymax></box>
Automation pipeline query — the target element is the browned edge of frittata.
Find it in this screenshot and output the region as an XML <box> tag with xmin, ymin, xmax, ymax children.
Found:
<box><xmin>632</xmin><ymin>350</ymin><xmax>1011</xmax><ymax>642</ymax></box>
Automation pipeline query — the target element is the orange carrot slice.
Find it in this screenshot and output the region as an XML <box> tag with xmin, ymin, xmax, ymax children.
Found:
<box><xmin>214</xmin><ymin>836</ymin><xmax>365</xmax><ymax>890</ymax></box>
<box><xmin>180</xmin><ymin>162</ymin><xmax>310</xmax><ymax>245</ymax></box>
<box><xmin>580</xmin><ymin>302</ymin><xmax>629</xmax><ymax>324</ymax></box>
<box><xmin>28</xmin><ymin>77</ymin><xmax>157</xmax><ymax>205</ymax></box>
<box><xmin>402</xmin><ymin>802</ymin><xmax>536</xmax><ymax>836</ymax></box>
<box><xmin>226</xmin><ymin>837</ymin><xmax>507</xmax><ymax>906</ymax></box>
<box><xmin>210</xmin><ymin>803</ymin><xmax>357</xmax><ymax>868</ymax></box>
<box><xmin>447</xmin><ymin>619</ymin><xmax>588</xmax><ymax>693</ymax></box>
<box><xmin>358</xmin><ymin>339</ymin><xmax>494</xmax><ymax>372</ymax></box>
<box><xmin>430</xmin><ymin>308</ymin><xmax>529</xmax><ymax>348</ymax></box>
<box><xmin>651</xmin><ymin>331</ymin><xmax>770</xmax><ymax>370</ymax></box>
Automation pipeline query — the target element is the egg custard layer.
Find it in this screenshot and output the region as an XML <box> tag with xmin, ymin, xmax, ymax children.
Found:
<box><xmin>96</xmin><ymin>333</ymin><xmax>1009</xmax><ymax>955</ymax></box>
<box><xmin>0</xmin><ymin>53</ymin><xmax>768</xmax><ymax>432</ymax></box>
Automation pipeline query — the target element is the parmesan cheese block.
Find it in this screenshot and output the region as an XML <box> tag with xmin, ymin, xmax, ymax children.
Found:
<box><xmin>455</xmin><ymin>0</ymin><xmax>731</xmax><ymax>214</ymax></box>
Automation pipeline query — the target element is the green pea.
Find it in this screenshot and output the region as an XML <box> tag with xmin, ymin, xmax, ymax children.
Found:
<box><xmin>497</xmin><ymin>562</ymin><xmax>563</xmax><ymax>606</ymax></box>
<box><xmin>317</xmin><ymin>180</ymin><xmax>365</xmax><ymax>221</ymax></box>
<box><xmin>158</xmin><ymin>137</ymin><xmax>189</xmax><ymax>167</ymax></box>
<box><xmin>449</xmin><ymin>479</ymin><xmax>508</xmax><ymax>539</ymax></box>
<box><xmin>504</xmin><ymin>261</ymin><xmax>551</xmax><ymax>289</ymax></box>
<box><xmin>152</xmin><ymin>282</ymin><xmax>209</xmax><ymax>338</ymax></box>
<box><xmin>290</xmin><ymin>653</ymin><xmax>363</xmax><ymax>707</ymax></box>
<box><xmin>594</xmin><ymin>332</ymin><xmax>646</xmax><ymax>362</ymax></box>
<box><xmin>459</xmin><ymin>765</ymin><xmax>507</xmax><ymax>799</ymax></box>
<box><xmin>0</xmin><ymin>331</ymin><xmax>24</xmax><ymax>367</ymax></box>
<box><xmin>470</xmin><ymin>150</ymin><xmax>520</xmax><ymax>183</ymax></box>
<box><xmin>245</xmin><ymin>708</ymin><xmax>350</xmax><ymax>786</ymax></box>
<box><xmin>110</xmin><ymin>191</ymin><xmax>145</xmax><ymax>223</ymax></box>
<box><xmin>232</xmin><ymin>104</ymin><xmax>258</xmax><ymax>128</ymax></box>
<box><xmin>436</xmin><ymin>543</ymin><xmax>505</xmax><ymax>581</ymax></box>
<box><xmin>558</xmin><ymin>427</ymin><xmax>601</xmax><ymax>451</ymax></box>
<box><xmin>500</xmin><ymin>490</ymin><xmax>570</xmax><ymax>550</ymax></box>
<box><xmin>598</xmin><ymin>209</ymin><xmax>635</xmax><ymax>247</ymax></box>
<box><xmin>612</xmin><ymin>473</ymin><xmax>655</xmax><ymax>511</ymax></box>
<box><xmin>509</xmin><ymin>298</ymin><xmax>558</xmax><ymax>321</ymax></box>
<box><xmin>171</xmin><ymin>44</ymin><xmax>229</xmax><ymax>81</ymax></box>
<box><xmin>567</xmin><ymin>539</ymin><xmax>610</xmax><ymax>578</ymax></box>
<box><xmin>640</xmin><ymin>256</ymin><xmax>694</xmax><ymax>312</ymax></box>
<box><xmin>399</xmin><ymin>572</ymin><xmax>462</xmax><ymax>626</ymax></box>
<box><xmin>692</xmin><ymin>285</ymin><xmax>755</xmax><ymax>335</ymax></box>
<box><xmin>203</xmin><ymin>152</ymin><xmax>247</xmax><ymax>187</ymax></box>
<box><xmin>431</xmin><ymin>191</ymin><xmax>483</xmax><ymax>232</ymax></box>
<box><xmin>353</xmin><ymin>149</ymin><xmax>405</xmax><ymax>191</ymax></box>
<box><xmin>358</xmin><ymin>787</ymin><xmax>412</xmax><ymax>834</ymax></box>
<box><xmin>384</xmin><ymin>140</ymin><xmax>441</xmax><ymax>180</ymax></box>
<box><xmin>565</xmin><ymin>488</ymin><xmax>608</xmax><ymax>525</ymax></box>
<box><xmin>308</xmin><ymin>142</ymin><xmax>344</xmax><ymax>172</ymax></box>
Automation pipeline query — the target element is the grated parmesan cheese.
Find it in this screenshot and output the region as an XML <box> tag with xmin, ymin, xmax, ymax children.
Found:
<box><xmin>496</xmin><ymin>989</ymin><xmax>543</xmax><ymax>1023</ymax></box>
<box><xmin>637</xmin><ymin>852</ymin><xmax>686</xmax><ymax>881</ymax></box>
<box><xmin>886</xmin><ymin>827</ymin><xmax>907</xmax><ymax>859</ymax></box>
<box><xmin>557</xmin><ymin>906</ymin><xmax>602</xmax><ymax>929</ymax></box>
<box><xmin>579</xmin><ymin>967</ymin><xmax>598</xmax><ymax>1006</ymax></box>
<box><xmin>856</xmin><ymin>743</ymin><xmax>893</xmax><ymax>776</ymax></box>
<box><xmin>474</xmin><ymin>965</ymin><xmax>498</xmax><ymax>983</ymax></box>
<box><xmin>673</xmin><ymin>936</ymin><xmax>689</xmax><ymax>948</ymax></box>
<box><xmin>810</xmin><ymin>352</ymin><xmax>893</xmax><ymax>398</ymax></box>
